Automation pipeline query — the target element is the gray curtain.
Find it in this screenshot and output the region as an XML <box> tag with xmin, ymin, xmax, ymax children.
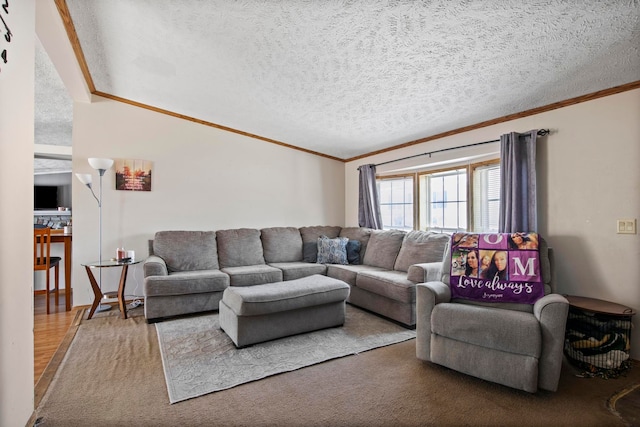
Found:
<box><xmin>499</xmin><ymin>130</ymin><xmax>538</xmax><ymax>233</ymax></box>
<box><xmin>358</xmin><ymin>164</ymin><xmax>383</xmax><ymax>229</ymax></box>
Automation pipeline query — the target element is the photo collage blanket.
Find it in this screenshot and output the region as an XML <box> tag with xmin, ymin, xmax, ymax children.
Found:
<box><xmin>449</xmin><ymin>232</ymin><xmax>544</xmax><ymax>304</ymax></box>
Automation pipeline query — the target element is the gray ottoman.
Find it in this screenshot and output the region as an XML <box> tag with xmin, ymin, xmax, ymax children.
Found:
<box><xmin>219</xmin><ymin>274</ymin><xmax>350</xmax><ymax>347</ymax></box>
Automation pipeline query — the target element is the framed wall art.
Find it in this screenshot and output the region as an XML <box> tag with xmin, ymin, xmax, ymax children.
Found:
<box><xmin>115</xmin><ymin>159</ymin><xmax>152</xmax><ymax>191</ymax></box>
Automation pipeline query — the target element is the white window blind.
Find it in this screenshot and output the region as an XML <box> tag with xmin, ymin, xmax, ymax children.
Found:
<box><xmin>473</xmin><ymin>163</ymin><xmax>500</xmax><ymax>232</ymax></box>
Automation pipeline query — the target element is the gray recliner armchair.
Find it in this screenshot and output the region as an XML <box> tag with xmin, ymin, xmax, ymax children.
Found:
<box><xmin>416</xmin><ymin>236</ymin><xmax>569</xmax><ymax>393</ymax></box>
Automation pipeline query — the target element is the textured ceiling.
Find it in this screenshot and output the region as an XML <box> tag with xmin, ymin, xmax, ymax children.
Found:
<box><xmin>34</xmin><ymin>39</ymin><xmax>73</xmax><ymax>174</ymax></box>
<box><xmin>37</xmin><ymin>0</ymin><xmax>640</xmax><ymax>165</ymax></box>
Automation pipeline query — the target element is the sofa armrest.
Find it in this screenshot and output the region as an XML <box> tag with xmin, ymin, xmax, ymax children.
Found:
<box><xmin>143</xmin><ymin>255</ymin><xmax>168</xmax><ymax>278</ymax></box>
<box><xmin>533</xmin><ymin>293</ymin><xmax>569</xmax><ymax>391</ymax></box>
<box><xmin>416</xmin><ymin>281</ymin><xmax>451</xmax><ymax>361</ymax></box>
<box><xmin>407</xmin><ymin>262</ymin><xmax>442</xmax><ymax>283</ymax></box>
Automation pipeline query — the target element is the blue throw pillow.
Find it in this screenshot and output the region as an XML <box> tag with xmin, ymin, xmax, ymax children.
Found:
<box><xmin>346</xmin><ymin>240</ymin><xmax>361</xmax><ymax>265</ymax></box>
<box><xmin>317</xmin><ymin>236</ymin><xmax>348</xmax><ymax>265</ymax></box>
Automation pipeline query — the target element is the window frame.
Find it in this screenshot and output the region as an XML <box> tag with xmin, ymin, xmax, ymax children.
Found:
<box><xmin>376</xmin><ymin>173</ymin><xmax>417</xmax><ymax>231</ymax></box>
<box><xmin>418</xmin><ymin>166</ymin><xmax>470</xmax><ymax>233</ymax></box>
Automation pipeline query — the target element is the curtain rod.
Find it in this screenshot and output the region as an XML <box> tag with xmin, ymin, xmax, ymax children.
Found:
<box><xmin>373</xmin><ymin>129</ymin><xmax>550</xmax><ymax>167</ymax></box>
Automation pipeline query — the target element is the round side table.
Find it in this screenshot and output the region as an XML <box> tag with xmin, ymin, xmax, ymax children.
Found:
<box><xmin>82</xmin><ymin>260</ymin><xmax>142</xmax><ymax>320</ymax></box>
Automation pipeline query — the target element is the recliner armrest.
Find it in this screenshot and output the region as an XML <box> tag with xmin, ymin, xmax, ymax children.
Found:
<box><xmin>416</xmin><ymin>281</ymin><xmax>451</xmax><ymax>361</ymax></box>
<box><xmin>533</xmin><ymin>293</ymin><xmax>569</xmax><ymax>391</ymax></box>
<box><xmin>143</xmin><ymin>255</ymin><xmax>168</xmax><ymax>278</ymax></box>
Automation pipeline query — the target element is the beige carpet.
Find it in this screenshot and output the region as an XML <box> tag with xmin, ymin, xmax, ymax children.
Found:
<box><xmin>156</xmin><ymin>305</ymin><xmax>416</xmax><ymax>403</ymax></box>
<box><xmin>34</xmin><ymin>306</ymin><xmax>640</xmax><ymax>426</ymax></box>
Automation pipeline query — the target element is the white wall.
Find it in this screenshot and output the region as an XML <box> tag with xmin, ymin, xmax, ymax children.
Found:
<box><xmin>345</xmin><ymin>89</ymin><xmax>640</xmax><ymax>360</ymax></box>
<box><xmin>0</xmin><ymin>0</ymin><xmax>36</xmax><ymax>425</ymax></box>
<box><xmin>71</xmin><ymin>96</ymin><xmax>345</xmax><ymax>304</ymax></box>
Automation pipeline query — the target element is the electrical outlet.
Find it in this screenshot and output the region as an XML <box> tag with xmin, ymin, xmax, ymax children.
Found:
<box><xmin>617</xmin><ymin>219</ymin><xmax>637</xmax><ymax>234</ymax></box>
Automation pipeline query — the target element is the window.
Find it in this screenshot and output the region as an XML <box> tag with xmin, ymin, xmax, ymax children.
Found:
<box><xmin>377</xmin><ymin>176</ymin><xmax>414</xmax><ymax>231</ymax></box>
<box><xmin>377</xmin><ymin>160</ymin><xmax>500</xmax><ymax>233</ymax></box>
<box><xmin>419</xmin><ymin>168</ymin><xmax>467</xmax><ymax>232</ymax></box>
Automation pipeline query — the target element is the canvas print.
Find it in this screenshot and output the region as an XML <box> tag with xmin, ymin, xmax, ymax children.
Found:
<box><xmin>115</xmin><ymin>159</ymin><xmax>152</xmax><ymax>191</ymax></box>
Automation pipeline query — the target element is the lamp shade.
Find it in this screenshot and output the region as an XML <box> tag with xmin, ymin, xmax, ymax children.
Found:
<box><xmin>88</xmin><ymin>158</ymin><xmax>114</xmax><ymax>171</ymax></box>
<box><xmin>75</xmin><ymin>173</ymin><xmax>93</xmax><ymax>185</ymax></box>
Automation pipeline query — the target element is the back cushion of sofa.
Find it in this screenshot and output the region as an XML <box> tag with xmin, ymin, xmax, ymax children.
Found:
<box><xmin>299</xmin><ymin>226</ymin><xmax>342</xmax><ymax>262</ymax></box>
<box><xmin>261</xmin><ymin>227</ymin><xmax>303</xmax><ymax>263</ymax></box>
<box><xmin>362</xmin><ymin>229</ymin><xmax>406</xmax><ymax>270</ymax></box>
<box><xmin>394</xmin><ymin>230</ymin><xmax>450</xmax><ymax>272</ymax></box>
<box><xmin>153</xmin><ymin>231</ymin><xmax>219</xmax><ymax>272</ymax></box>
<box><xmin>216</xmin><ymin>228</ymin><xmax>265</xmax><ymax>268</ymax></box>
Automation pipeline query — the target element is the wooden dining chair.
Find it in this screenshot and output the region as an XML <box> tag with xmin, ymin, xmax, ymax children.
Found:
<box><xmin>34</xmin><ymin>227</ymin><xmax>62</xmax><ymax>314</ymax></box>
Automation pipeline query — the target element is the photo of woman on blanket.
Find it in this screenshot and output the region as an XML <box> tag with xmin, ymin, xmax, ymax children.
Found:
<box><xmin>509</xmin><ymin>232</ymin><xmax>538</xmax><ymax>250</ymax></box>
<box><xmin>483</xmin><ymin>250</ymin><xmax>509</xmax><ymax>281</ymax></box>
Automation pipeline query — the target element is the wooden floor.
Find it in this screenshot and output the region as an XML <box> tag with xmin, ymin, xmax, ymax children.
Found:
<box><xmin>34</xmin><ymin>292</ymin><xmax>83</xmax><ymax>385</ymax></box>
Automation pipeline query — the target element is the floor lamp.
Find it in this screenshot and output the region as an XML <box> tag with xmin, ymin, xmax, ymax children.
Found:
<box><xmin>76</xmin><ymin>157</ymin><xmax>114</xmax><ymax>313</ymax></box>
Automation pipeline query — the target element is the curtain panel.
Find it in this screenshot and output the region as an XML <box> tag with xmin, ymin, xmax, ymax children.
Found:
<box><xmin>499</xmin><ymin>130</ymin><xmax>538</xmax><ymax>233</ymax></box>
<box><xmin>357</xmin><ymin>164</ymin><xmax>383</xmax><ymax>229</ymax></box>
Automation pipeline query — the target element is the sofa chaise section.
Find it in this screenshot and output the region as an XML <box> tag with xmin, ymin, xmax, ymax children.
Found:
<box><xmin>143</xmin><ymin>231</ymin><xmax>229</xmax><ymax>322</ymax></box>
<box><xmin>328</xmin><ymin>229</ymin><xmax>449</xmax><ymax>327</ymax></box>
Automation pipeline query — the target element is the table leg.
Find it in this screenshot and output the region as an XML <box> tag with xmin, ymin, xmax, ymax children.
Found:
<box><xmin>85</xmin><ymin>266</ymin><xmax>103</xmax><ymax>320</ymax></box>
<box><xmin>117</xmin><ymin>265</ymin><xmax>129</xmax><ymax>319</ymax></box>
<box><xmin>64</xmin><ymin>238</ymin><xmax>72</xmax><ymax>311</ymax></box>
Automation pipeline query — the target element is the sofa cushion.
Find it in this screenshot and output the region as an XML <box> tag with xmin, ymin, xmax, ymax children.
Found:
<box><xmin>355</xmin><ymin>270</ymin><xmax>416</xmax><ymax>304</ymax></box>
<box><xmin>431</xmin><ymin>303</ymin><xmax>541</xmax><ymax>357</ymax></box>
<box><xmin>326</xmin><ymin>264</ymin><xmax>386</xmax><ymax>286</ymax></box>
<box><xmin>361</xmin><ymin>229</ymin><xmax>406</xmax><ymax>270</ymax></box>
<box><xmin>153</xmin><ymin>231</ymin><xmax>219</xmax><ymax>272</ymax></box>
<box><xmin>268</xmin><ymin>262</ymin><xmax>327</xmax><ymax>281</ymax></box>
<box><xmin>317</xmin><ymin>236</ymin><xmax>349</xmax><ymax>264</ymax></box>
<box><xmin>144</xmin><ymin>270</ymin><xmax>230</xmax><ymax>296</ymax></box>
<box><xmin>221</xmin><ymin>265</ymin><xmax>282</xmax><ymax>287</ymax></box>
<box><xmin>261</xmin><ymin>227</ymin><xmax>303</xmax><ymax>263</ymax></box>
<box><xmin>394</xmin><ymin>230</ymin><xmax>449</xmax><ymax>272</ymax></box>
<box><xmin>299</xmin><ymin>226</ymin><xmax>342</xmax><ymax>262</ymax></box>
<box><xmin>216</xmin><ymin>228</ymin><xmax>265</xmax><ymax>268</ymax></box>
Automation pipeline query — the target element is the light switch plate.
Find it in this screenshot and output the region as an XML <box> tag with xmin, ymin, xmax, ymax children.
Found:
<box><xmin>617</xmin><ymin>219</ymin><xmax>637</xmax><ymax>234</ymax></box>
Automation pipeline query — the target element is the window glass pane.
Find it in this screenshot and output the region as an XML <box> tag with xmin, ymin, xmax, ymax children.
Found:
<box><xmin>459</xmin><ymin>201</ymin><xmax>468</xmax><ymax>229</ymax></box>
<box><xmin>391</xmin><ymin>180</ymin><xmax>405</xmax><ymax>203</ymax></box>
<box><xmin>430</xmin><ymin>202</ymin><xmax>444</xmax><ymax>228</ymax></box>
<box><xmin>378</xmin><ymin>181</ymin><xmax>391</xmax><ymax>204</ymax></box>
<box><xmin>458</xmin><ymin>172</ymin><xmax>467</xmax><ymax>202</ymax></box>
<box><xmin>404</xmin><ymin>204</ymin><xmax>414</xmax><ymax>229</ymax></box>
<box><xmin>405</xmin><ymin>181</ymin><xmax>413</xmax><ymax>203</ymax></box>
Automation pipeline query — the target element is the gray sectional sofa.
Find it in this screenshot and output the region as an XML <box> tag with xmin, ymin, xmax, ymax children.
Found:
<box><xmin>143</xmin><ymin>226</ymin><xmax>449</xmax><ymax>326</ymax></box>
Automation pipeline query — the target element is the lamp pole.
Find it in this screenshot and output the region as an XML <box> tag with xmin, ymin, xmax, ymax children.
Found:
<box><xmin>97</xmin><ymin>167</ymin><xmax>105</xmax><ymax>310</ymax></box>
<box><xmin>76</xmin><ymin>157</ymin><xmax>114</xmax><ymax>313</ymax></box>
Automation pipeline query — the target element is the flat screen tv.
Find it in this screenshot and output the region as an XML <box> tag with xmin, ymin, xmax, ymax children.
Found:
<box><xmin>34</xmin><ymin>186</ymin><xmax>59</xmax><ymax>210</ymax></box>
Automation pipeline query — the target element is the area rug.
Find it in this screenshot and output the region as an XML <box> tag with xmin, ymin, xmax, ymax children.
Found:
<box><xmin>156</xmin><ymin>305</ymin><xmax>416</xmax><ymax>403</ymax></box>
